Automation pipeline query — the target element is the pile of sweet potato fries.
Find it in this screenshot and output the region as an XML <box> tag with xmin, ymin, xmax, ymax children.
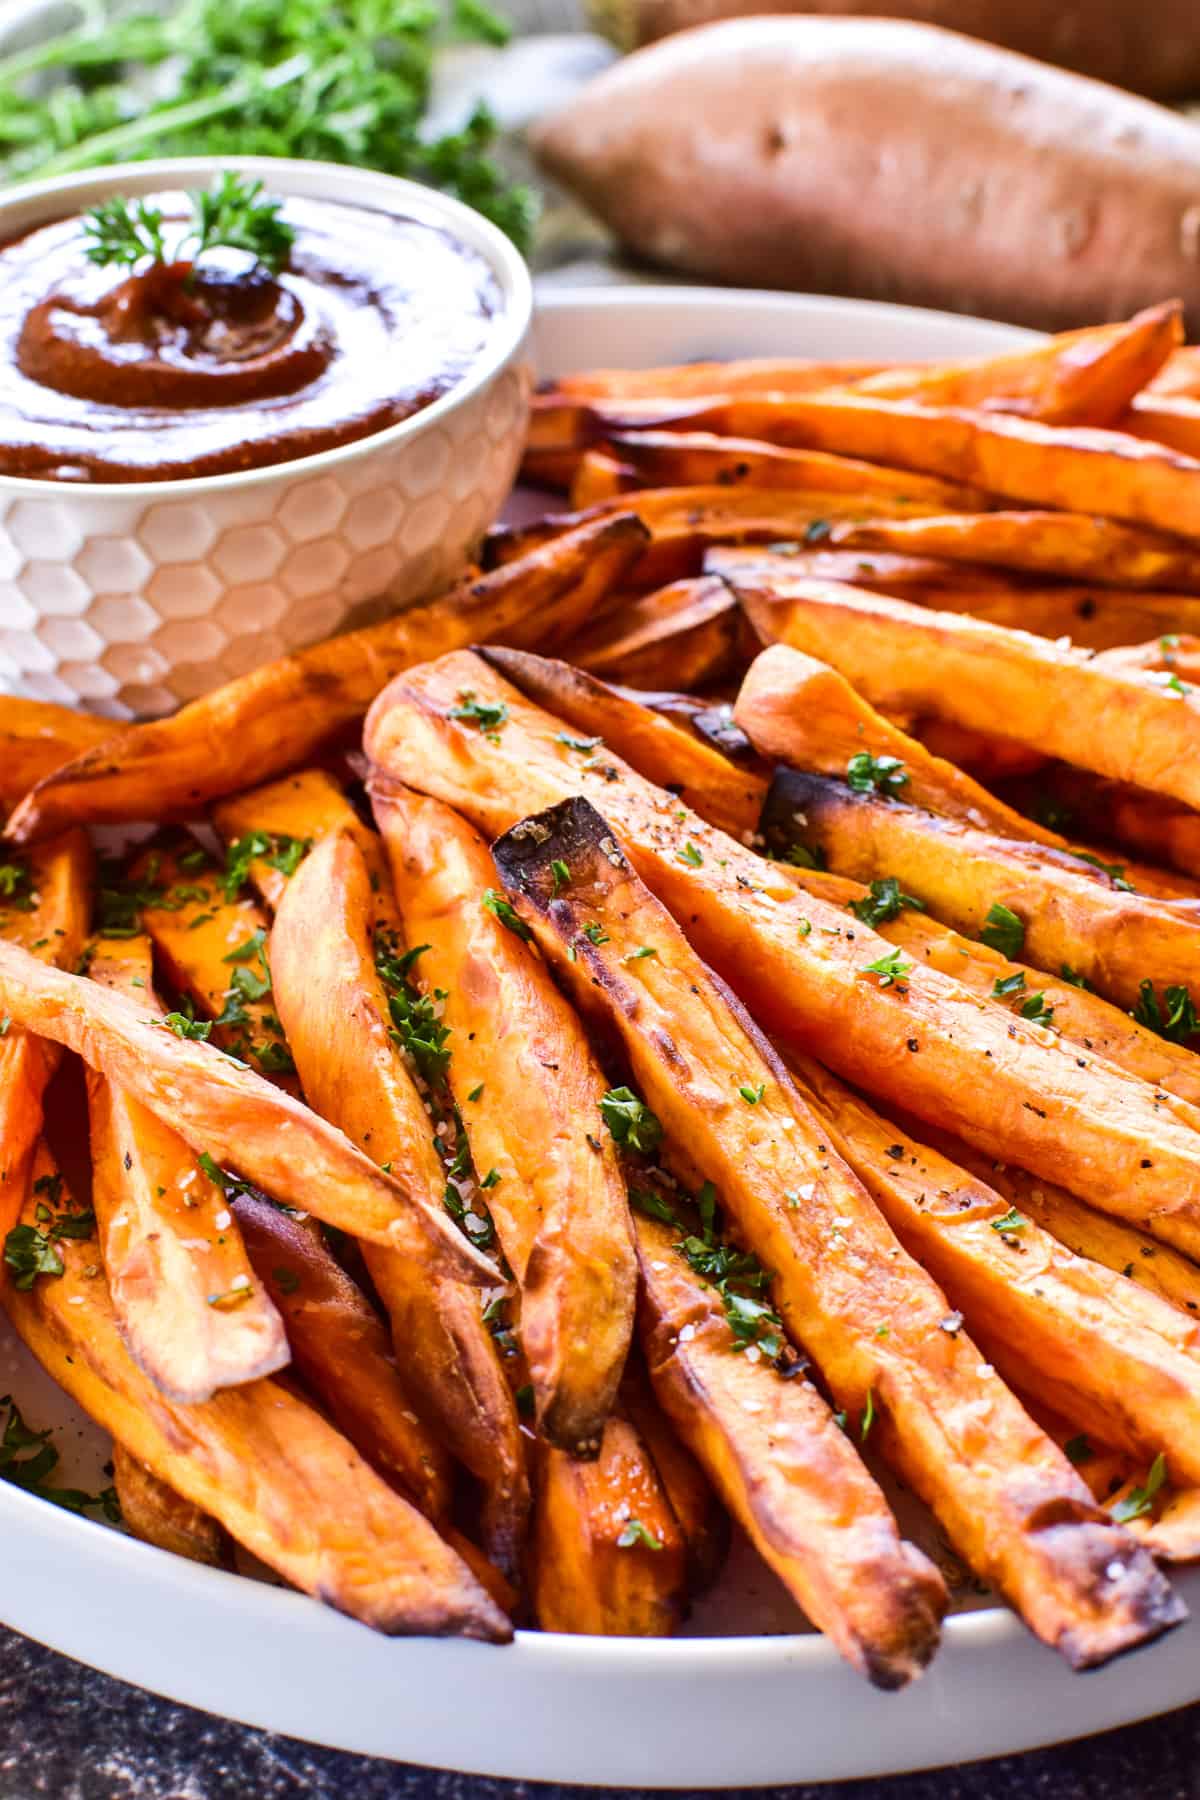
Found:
<box><xmin>11</xmin><ymin>301</ymin><xmax>1200</xmax><ymax>1682</ymax></box>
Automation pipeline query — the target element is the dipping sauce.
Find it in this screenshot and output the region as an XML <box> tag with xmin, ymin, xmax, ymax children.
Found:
<box><xmin>0</xmin><ymin>192</ymin><xmax>503</xmax><ymax>481</ymax></box>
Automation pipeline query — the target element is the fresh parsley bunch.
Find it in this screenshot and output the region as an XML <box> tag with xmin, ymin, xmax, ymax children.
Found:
<box><xmin>0</xmin><ymin>0</ymin><xmax>536</xmax><ymax>251</ymax></box>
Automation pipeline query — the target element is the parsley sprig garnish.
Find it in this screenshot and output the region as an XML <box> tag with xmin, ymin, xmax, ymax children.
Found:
<box><xmin>83</xmin><ymin>173</ymin><xmax>295</xmax><ymax>275</ymax></box>
<box><xmin>1111</xmin><ymin>1452</ymin><xmax>1167</xmax><ymax>1524</ymax></box>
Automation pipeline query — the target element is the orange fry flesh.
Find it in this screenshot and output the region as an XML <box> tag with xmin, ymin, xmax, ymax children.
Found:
<box><xmin>363</xmin><ymin>651</ymin><xmax>1200</xmax><ymax>1263</ymax></box>
<box><xmin>268</xmin><ymin>831</ymin><xmax>528</xmax><ymax>1576</ymax></box>
<box><xmin>635</xmin><ymin>1212</ymin><xmax>946</xmax><ymax>1687</ymax></box>
<box><xmin>488</xmin><ymin>792</ymin><xmax>1180</xmax><ymax>1668</ymax></box>
<box><xmin>373</xmin><ymin>785</ymin><xmax>638</xmax><ymax>1459</ymax></box>
<box><xmin>85</xmin><ymin>936</ymin><xmax>288</xmax><ymax>1403</ymax></box>
<box><xmin>1</xmin><ymin>1148</ymin><xmax>511</xmax><ymax>1641</ymax></box>
<box><xmin>0</xmin><ymin>939</ymin><xmax>493</xmax><ymax>1277</ymax></box>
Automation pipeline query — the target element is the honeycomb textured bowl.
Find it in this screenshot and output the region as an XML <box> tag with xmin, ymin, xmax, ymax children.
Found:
<box><xmin>0</xmin><ymin>158</ymin><xmax>533</xmax><ymax>717</ymax></box>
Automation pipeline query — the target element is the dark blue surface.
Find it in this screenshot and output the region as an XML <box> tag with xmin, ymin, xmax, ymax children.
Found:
<box><xmin>0</xmin><ymin>1627</ymin><xmax>1197</xmax><ymax>1799</ymax></box>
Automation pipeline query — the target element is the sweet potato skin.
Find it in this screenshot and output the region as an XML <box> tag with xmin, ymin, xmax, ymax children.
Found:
<box><xmin>635</xmin><ymin>1212</ymin><xmax>946</xmax><ymax>1686</ymax></box>
<box><xmin>232</xmin><ymin>1191</ymin><xmax>454</xmax><ymax>1522</ymax></box>
<box><xmin>363</xmin><ymin>651</ymin><xmax>1200</xmax><ymax>1264</ymax></box>
<box><xmin>268</xmin><ymin>832</ymin><xmax>528</xmax><ymax>1574</ymax></box>
<box><xmin>374</xmin><ymin>786</ymin><xmax>637</xmax><ymax>1459</ymax></box>
<box><xmin>532</xmin><ymin>17</ymin><xmax>1200</xmax><ymax>332</ymax></box>
<box><xmin>568</xmin><ymin>576</ymin><xmax>743</xmax><ymax>692</ymax></box>
<box><xmin>4</xmin><ymin>514</ymin><xmax>649</xmax><ymax>846</ymax></box>
<box><xmin>602</xmin><ymin>0</ymin><xmax>1200</xmax><ymax>100</ymax></box>
<box><xmin>111</xmin><ymin>1444</ymin><xmax>233</xmax><ymax>1569</ymax></box>
<box><xmin>1</xmin><ymin>1151</ymin><xmax>511</xmax><ymax>1642</ymax></box>
<box><xmin>491</xmin><ymin>793</ymin><xmax>1180</xmax><ymax>1667</ymax></box>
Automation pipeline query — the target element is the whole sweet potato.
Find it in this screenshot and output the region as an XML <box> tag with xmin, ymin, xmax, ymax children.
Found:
<box><xmin>591</xmin><ymin>0</ymin><xmax>1200</xmax><ymax>100</ymax></box>
<box><xmin>533</xmin><ymin>18</ymin><xmax>1200</xmax><ymax>332</ymax></box>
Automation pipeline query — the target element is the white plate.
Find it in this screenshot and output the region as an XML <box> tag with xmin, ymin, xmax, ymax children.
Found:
<box><xmin>4</xmin><ymin>286</ymin><xmax>1198</xmax><ymax>1787</ymax></box>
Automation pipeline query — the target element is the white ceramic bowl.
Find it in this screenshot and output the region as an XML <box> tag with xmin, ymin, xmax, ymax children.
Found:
<box><xmin>0</xmin><ymin>156</ymin><xmax>533</xmax><ymax>717</ymax></box>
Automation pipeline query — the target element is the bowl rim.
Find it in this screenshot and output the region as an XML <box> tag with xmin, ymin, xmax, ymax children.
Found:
<box><xmin>0</xmin><ymin>154</ymin><xmax>533</xmax><ymax>501</ymax></box>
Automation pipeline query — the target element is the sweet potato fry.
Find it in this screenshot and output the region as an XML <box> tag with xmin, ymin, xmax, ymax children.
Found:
<box><xmin>363</xmin><ymin>651</ymin><xmax>1200</xmax><ymax>1262</ymax></box>
<box><xmin>849</xmin><ymin>305</ymin><xmax>1183</xmax><ymax>427</ymax></box>
<box><xmin>481</xmin><ymin>648</ymin><xmax>766</xmax><ymax>840</ymax></box>
<box><xmin>486</xmin><ymin>486</ymin><xmax>951</xmax><ymax>579</ymax></box>
<box><xmin>569</xmin><ymin>450</ymin><xmax>632</xmax><ymax>507</ymax></box>
<box><xmin>4</xmin><ymin>513</ymin><xmax>650</xmax><ymax>846</ymax></box>
<box><xmin>1093</xmin><ymin>637</ymin><xmax>1200</xmax><ymax>682</ymax></box>
<box><xmin>111</xmin><ymin>1443</ymin><xmax>233</xmax><ymax>1569</ymax></box>
<box><xmin>213</xmin><ymin>769</ymin><xmax>396</xmax><ymax>928</ymax></box>
<box><xmin>1014</xmin><ymin>766</ymin><xmax>1200</xmax><ymax>885</ymax></box>
<box><xmin>231</xmin><ymin>1190</ymin><xmax>453</xmax><ymax>1521</ymax></box>
<box><xmin>126</xmin><ymin>840</ymin><xmax>298</xmax><ymax>1085</ymax></box>
<box><xmin>490</xmin><ymin>794</ymin><xmax>1178</xmax><ymax>1667</ymax></box>
<box><xmin>759</xmin><ymin>765</ymin><xmax>1200</xmax><ymax>1012</ymax></box>
<box><xmin>602</xmin><ymin>431</ymin><xmax>984</xmax><ymax>509</ymax></box>
<box><xmin>827</xmin><ymin>511</ymin><xmax>1200</xmax><ymax>591</ymax></box>
<box><xmin>268</xmin><ymin>832</ymin><xmax>528</xmax><ymax>1573</ymax></box>
<box><xmin>568</xmin><ymin>576</ymin><xmax>743</xmax><ymax>692</ymax></box>
<box><xmin>1126</xmin><ymin>394</ymin><xmax>1200</xmax><ymax>458</ymax></box>
<box><xmin>870</xmin><ymin>912</ymin><xmax>1200</xmax><ymax>1114</ymax></box>
<box><xmin>0</xmin><ymin>699</ymin><xmax>110</xmax><ymax>811</ymax></box>
<box><xmin>84</xmin><ymin>935</ymin><xmax>289</xmax><ymax>1403</ymax></box>
<box><xmin>545</xmin><ymin>358</ymin><xmax>888</xmax><ymax>402</ymax></box>
<box><xmin>373</xmin><ymin>785</ymin><xmax>637</xmax><ymax>1459</ymax></box>
<box><xmin>777</xmin><ymin>1050</ymin><xmax>1200</xmax><ymax>1480</ymax></box>
<box><xmin>649</xmin><ymin>392</ymin><xmax>1200</xmax><ymax>543</ymax></box>
<box><xmin>633</xmin><ymin>1211</ymin><xmax>945</xmax><ymax>1685</ymax></box>
<box><xmin>735</xmin><ymin>644</ymin><xmax>1062</xmax><ymax>846</ymax></box>
<box><xmin>617</xmin><ymin>1356</ymin><xmax>728</xmax><ymax>1596</ymax></box>
<box><xmin>705</xmin><ymin>543</ymin><xmax>1019</xmax><ymax>599</ymax></box>
<box><xmin>1</xmin><ymin>1148</ymin><xmax>510</xmax><ymax>1641</ymax></box>
<box><xmin>944</xmin><ymin>1148</ymin><xmax>1200</xmax><ymax>1324</ymax></box>
<box><xmin>0</xmin><ymin>939</ymin><xmax>492</xmax><ymax>1276</ymax></box>
<box><xmin>0</xmin><ymin>829</ymin><xmax>91</xmax><ymax>1228</ymax></box>
<box><xmin>735</xmin><ymin>575</ymin><xmax>1200</xmax><ymax>813</ymax></box>
<box><xmin>531</xmin><ymin>1417</ymin><xmax>688</xmax><ymax>1636</ymax></box>
<box><xmin>913</xmin><ymin>586</ymin><xmax>1200</xmax><ymax>651</ymax></box>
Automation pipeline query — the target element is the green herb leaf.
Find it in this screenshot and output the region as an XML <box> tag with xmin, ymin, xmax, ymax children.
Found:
<box><xmin>847</xmin><ymin>877</ymin><xmax>924</xmax><ymax>928</ymax></box>
<box><xmin>617</xmin><ymin>1518</ymin><xmax>663</xmax><ymax>1551</ymax></box>
<box><xmin>991</xmin><ymin>971</ymin><xmax>1026</xmax><ymax>1000</ymax></box>
<box><xmin>677</xmin><ymin>842</ymin><xmax>704</xmax><ymax>868</ymax></box>
<box><xmin>163</xmin><ymin>1009</ymin><xmax>213</xmax><ymax>1042</ymax></box>
<box><xmin>3</xmin><ymin>1224</ymin><xmax>63</xmax><ymax>1290</ymax></box>
<box><xmin>556</xmin><ymin>732</ymin><xmax>601</xmax><ymax>753</ymax></box>
<box><xmin>550</xmin><ymin>859</ymin><xmax>570</xmax><ymax>896</ymax></box>
<box><xmin>862</xmin><ymin>948</ymin><xmax>912</xmax><ymax>990</ymax></box>
<box><xmin>190</xmin><ymin>170</ymin><xmax>294</xmax><ymax>271</ymax></box>
<box><xmin>1132</xmin><ymin>980</ymin><xmax>1200</xmax><ymax>1045</ymax></box>
<box><xmin>599</xmin><ymin>1086</ymin><xmax>664</xmax><ymax>1155</ymax></box>
<box><xmin>980</xmin><ymin>902</ymin><xmax>1025</xmax><ymax>959</ymax></box>
<box><xmin>1070</xmin><ymin>851</ymin><xmax>1134</xmax><ymax>893</ymax></box>
<box><xmin>481</xmin><ymin>889</ymin><xmax>533</xmax><ymax>943</ymax></box>
<box><xmin>1111</xmin><ymin>1453</ymin><xmax>1168</xmax><ymax>1523</ymax></box>
<box><xmin>846</xmin><ymin>752</ymin><xmax>909</xmax><ymax>798</ymax></box>
<box><xmin>0</xmin><ymin>1394</ymin><xmax>120</xmax><ymax>1522</ymax></box>
<box><xmin>860</xmin><ymin>1388</ymin><xmax>876</xmax><ymax>1443</ymax></box>
<box><xmin>450</xmin><ymin>691</ymin><xmax>508</xmax><ymax>738</ymax></box>
<box><xmin>738</xmin><ymin>1082</ymin><xmax>765</xmax><ymax>1106</ymax></box>
<box><xmin>990</xmin><ymin>1207</ymin><xmax>1026</xmax><ymax>1237</ymax></box>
